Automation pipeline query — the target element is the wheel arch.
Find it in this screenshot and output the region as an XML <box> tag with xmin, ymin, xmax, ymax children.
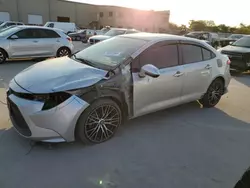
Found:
<box><xmin>211</xmin><ymin>75</ymin><xmax>225</xmax><ymax>86</ymax></box>
<box><xmin>74</xmin><ymin>93</ymin><xmax>128</xmax><ymax>141</ymax></box>
<box><xmin>0</xmin><ymin>47</ymin><xmax>9</xmax><ymax>58</ymax></box>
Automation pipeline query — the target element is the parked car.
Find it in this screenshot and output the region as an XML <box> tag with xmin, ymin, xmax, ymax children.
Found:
<box><xmin>7</xmin><ymin>33</ymin><xmax>231</xmax><ymax>144</ymax></box>
<box><xmin>185</xmin><ymin>31</ymin><xmax>220</xmax><ymax>48</ymax></box>
<box><xmin>0</xmin><ymin>26</ymin><xmax>74</xmax><ymax>64</ymax></box>
<box><xmin>0</xmin><ymin>21</ymin><xmax>24</xmax><ymax>30</ymax></box>
<box><xmin>88</xmin><ymin>28</ymin><xmax>140</xmax><ymax>44</ymax></box>
<box><xmin>69</xmin><ymin>29</ymin><xmax>97</xmax><ymax>42</ymax></box>
<box><xmin>44</xmin><ymin>22</ymin><xmax>80</xmax><ymax>34</ymax></box>
<box><xmin>218</xmin><ymin>36</ymin><xmax>250</xmax><ymax>72</ymax></box>
<box><xmin>228</xmin><ymin>34</ymin><xmax>246</xmax><ymax>41</ymax></box>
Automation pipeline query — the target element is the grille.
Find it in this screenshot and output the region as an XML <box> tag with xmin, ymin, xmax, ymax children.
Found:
<box><xmin>7</xmin><ymin>97</ymin><xmax>31</xmax><ymax>136</ymax></box>
<box><xmin>221</xmin><ymin>50</ymin><xmax>243</xmax><ymax>59</ymax></box>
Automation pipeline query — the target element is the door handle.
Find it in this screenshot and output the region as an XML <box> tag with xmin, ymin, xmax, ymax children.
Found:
<box><xmin>205</xmin><ymin>64</ymin><xmax>212</xmax><ymax>69</ymax></box>
<box><xmin>173</xmin><ymin>71</ymin><xmax>184</xmax><ymax>77</ymax></box>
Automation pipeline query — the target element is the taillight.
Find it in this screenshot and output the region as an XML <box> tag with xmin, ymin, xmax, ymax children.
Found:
<box><xmin>67</xmin><ymin>37</ymin><xmax>72</xmax><ymax>42</ymax></box>
<box><xmin>227</xmin><ymin>59</ymin><xmax>231</xmax><ymax>65</ymax></box>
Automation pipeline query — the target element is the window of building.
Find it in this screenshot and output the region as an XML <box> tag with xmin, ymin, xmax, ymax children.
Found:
<box><xmin>57</xmin><ymin>16</ymin><xmax>70</xmax><ymax>22</ymax></box>
<box><xmin>181</xmin><ymin>44</ymin><xmax>203</xmax><ymax>64</ymax></box>
<box><xmin>99</xmin><ymin>12</ymin><xmax>104</xmax><ymax>18</ymax></box>
<box><xmin>109</xmin><ymin>12</ymin><xmax>113</xmax><ymax>17</ymax></box>
<box><xmin>140</xmin><ymin>44</ymin><xmax>179</xmax><ymax>69</ymax></box>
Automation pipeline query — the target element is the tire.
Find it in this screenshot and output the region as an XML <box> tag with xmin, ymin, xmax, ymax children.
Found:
<box><xmin>0</xmin><ymin>49</ymin><xmax>7</xmax><ymax>64</ymax></box>
<box><xmin>76</xmin><ymin>98</ymin><xmax>122</xmax><ymax>145</ymax></box>
<box><xmin>199</xmin><ymin>79</ymin><xmax>224</xmax><ymax>108</ymax></box>
<box><xmin>76</xmin><ymin>36</ymin><xmax>81</xmax><ymax>41</ymax></box>
<box><xmin>71</xmin><ymin>36</ymin><xmax>76</xmax><ymax>41</ymax></box>
<box><xmin>234</xmin><ymin>167</ymin><xmax>250</xmax><ymax>188</ymax></box>
<box><xmin>56</xmin><ymin>47</ymin><xmax>71</xmax><ymax>57</ymax></box>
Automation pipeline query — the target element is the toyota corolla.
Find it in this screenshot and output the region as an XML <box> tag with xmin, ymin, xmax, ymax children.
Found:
<box><xmin>7</xmin><ymin>33</ymin><xmax>231</xmax><ymax>144</ymax></box>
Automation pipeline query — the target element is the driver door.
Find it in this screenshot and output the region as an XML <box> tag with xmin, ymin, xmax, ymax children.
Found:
<box><xmin>8</xmin><ymin>28</ymin><xmax>40</xmax><ymax>58</ymax></box>
<box><xmin>132</xmin><ymin>41</ymin><xmax>184</xmax><ymax>117</ymax></box>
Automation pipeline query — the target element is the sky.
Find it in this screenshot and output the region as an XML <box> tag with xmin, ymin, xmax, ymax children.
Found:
<box><xmin>68</xmin><ymin>0</ymin><xmax>250</xmax><ymax>27</ymax></box>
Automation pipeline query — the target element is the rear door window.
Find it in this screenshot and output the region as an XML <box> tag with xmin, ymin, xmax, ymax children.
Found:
<box><xmin>202</xmin><ymin>48</ymin><xmax>215</xmax><ymax>61</ymax></box>
<box><xmin>37</xmin><ymin>29</ymin><xmax>60</xmax><ymax>38</ymax></box>
<box><xmin>181</xmin><ymin>44</ymin><xmax>203</xmax><ymax>64</ymax></box>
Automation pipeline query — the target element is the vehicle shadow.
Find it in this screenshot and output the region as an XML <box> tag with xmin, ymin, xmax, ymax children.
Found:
<box><xmin>231</xmin><ymin>71</ymin><xmax>250</xmax><ymax>87</ymax></box>
<box><xmin>1</xmin><ymin>101</ymin><xmax>250</xmax><ymax>188</ymax></box>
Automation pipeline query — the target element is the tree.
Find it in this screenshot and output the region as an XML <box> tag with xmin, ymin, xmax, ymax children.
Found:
<box><xmin>188</xmin><ymin>20</ymin><xmax>207</xmax><ymax>31</ymax></box>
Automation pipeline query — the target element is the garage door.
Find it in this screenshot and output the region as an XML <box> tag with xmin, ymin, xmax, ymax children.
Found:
<box><xmin>28</xmin><ymin>14</ymin><xmax>43</xmax><ymax>25</ymax></box>
<box><xmin>0</xmin><ymin>12</ymin><xmax>10</xmax><ymax>21</ymax></box>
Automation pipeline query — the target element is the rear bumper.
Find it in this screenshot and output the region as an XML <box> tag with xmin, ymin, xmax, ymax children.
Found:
<box><xmin>229</xmin><ymin>60</ymin><xmax>250</xmax><ymax>71</ymax></box>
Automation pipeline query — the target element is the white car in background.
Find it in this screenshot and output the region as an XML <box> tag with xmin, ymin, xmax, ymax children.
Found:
<box><xmin>0</xmin><ymin>21</ymin><xmax>24</xmax><ymax>31</ymax></box>
<box><xmin>0</xmin><ymin>26</ymin><xmax>74</xmax><ymax>64</ymax></box>
<box><xmin>44</xmin><ymin>22</ymin><xmax>80</xmax><ymax>34</ymax></box>
<box><xmin>88</xmin><ymin>28</ymin><xmax>140</xmax><ymax>44</ymax></box>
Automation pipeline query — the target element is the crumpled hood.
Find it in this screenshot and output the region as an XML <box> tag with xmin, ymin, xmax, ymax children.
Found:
<box><xmin>220</xmin><ymin>45</ymin><xmax>250</xmax><ymax>53</ymax></box>
<box><xmin>90</xmin><ymin>35</ymin><xmax>111</xmax><ymax>41</ymax></box>
<box><xmin>13</xmin><ymin>57</ymin><xmax>108</xmax><ymax>93</ymax></box>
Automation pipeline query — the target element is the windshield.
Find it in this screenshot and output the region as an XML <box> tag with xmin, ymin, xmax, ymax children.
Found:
<box><xmin>231</xmin><ymin>36</ymin><xmax>250</xmax><ymax>47</ymax></box>
<box><xmin>74</xmin><ymin>36</ymin><xmax>147</xmax><ymax>68</ymax></box>
<box><xmin>104</xmin><ymin>29</ymin><xmax>126</xmax><ymax>37</ymax></box>
<box><xmin>0</xmin><ymin>26</ymin><xmax>20</xmax><ymax>37</ymax></box>
<box><xmin>229</xmin><ymin>34</ymin><xmax>243</xmax><ymax>40</ymax></box>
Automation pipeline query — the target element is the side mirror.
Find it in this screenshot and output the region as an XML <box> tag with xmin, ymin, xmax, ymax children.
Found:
<box><xmin>229</xmin><ymin>41</ymin><xmax>233</xmax><ymax>45</ymax></box>
<box><xmin>10</xmin><ymin>35</ymin><xmax>18</xmax><ymax>40</ymax></box>
<box><xmin>139</xmin><ymin>64</ymin><xmax>160</xmax><ymax>78</ymax></box>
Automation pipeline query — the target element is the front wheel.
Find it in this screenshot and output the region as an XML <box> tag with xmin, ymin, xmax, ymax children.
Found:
<box><xmin>76</xmin><ymin>99</ymin><xmax>122</xmax><ymax>145</ymax></box>
<box><xmin>199</xmin><ymin>79</ymin><xmax>224</xmax><ymax>108</ymax></box>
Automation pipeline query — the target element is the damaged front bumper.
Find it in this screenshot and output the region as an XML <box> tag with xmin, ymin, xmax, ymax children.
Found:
<box><xmin>7</xmin><ymin>86</ymin><xmax>89</xmax><ymax>143</ymax></box>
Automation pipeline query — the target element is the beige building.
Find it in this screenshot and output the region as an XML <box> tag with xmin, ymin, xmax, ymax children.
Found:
<box><xmin>0</xmin><ymin>0</ymin><xmax>170</xmax><ymax>32</ymax></box>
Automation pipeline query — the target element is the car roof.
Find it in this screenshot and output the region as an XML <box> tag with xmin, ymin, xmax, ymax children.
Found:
<box><xmin>120</xmin><ymin>32</ymin><xmax>203</xmax><ymax>43</ymax></box>
<box><xmin>16</xmin><ymin>25</ymin><xmax>57</xmax><ymax>30</ymax></box>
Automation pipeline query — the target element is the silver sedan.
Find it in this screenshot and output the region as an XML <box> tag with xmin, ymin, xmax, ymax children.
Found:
<box><xmin>7</xmin><ymin>33</ymin><xmax>231</xmax><ymax>144</ymax></box>
<box><xmin>0</xmin><ymin>26</ymin><xmax>74</xmax><ymax>64</ymax></box>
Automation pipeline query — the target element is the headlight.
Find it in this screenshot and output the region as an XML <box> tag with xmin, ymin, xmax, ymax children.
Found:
<box><xmin>41</xmin><ymin>92</ymin><xmax>71</xmax><ymax>111</ymax></box>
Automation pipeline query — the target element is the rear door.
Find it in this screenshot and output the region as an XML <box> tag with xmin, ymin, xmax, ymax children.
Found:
<box><xmin>8</xmin><ymin>28</ymin><xmax>41</xmax><ymax>58</ymax></box>
<box><xmin>132</xmin><ymin>41</ymin><xmax>184</xmax><ymax>117</ymax></box>
<box><xmin>179</xmin><ymin>42</ymin><xmax>214</xmax><ymax>102</ymax></box>
<box><xmin>35</xmin><ymin>28</ymin><xmax>61</xmax><ymax>56</ymax></box>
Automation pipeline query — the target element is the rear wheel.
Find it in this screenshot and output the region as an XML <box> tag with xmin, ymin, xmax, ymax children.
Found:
<box><xmin>0</xmin><ymin>49</ymin><xmax>7</xmax><ymax>64</ymax></box>
<box><xmin>76</xmin><ymin>99</ymin><xmax>122</xmax><ymax>145</ymax></box>
<box><xmin>76</xmin><ymin>36</ymin><xmax>81</xmax><ymax>41</ymax></box>
<box><xmin>56</xmin><ymin>47</ymin><xmax>71</xmax><ymax>57</ymax></box>
<box><xmin>199</xmin><ymin>79</ymin><xmax>224</xmax><ymax>108</ymax></box>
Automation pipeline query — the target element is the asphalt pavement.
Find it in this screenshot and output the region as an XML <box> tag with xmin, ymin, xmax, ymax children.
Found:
<box><xmin>0</xmin><ymin>43</ymin><xmax>250</xmax><ymax>188</ymax></box>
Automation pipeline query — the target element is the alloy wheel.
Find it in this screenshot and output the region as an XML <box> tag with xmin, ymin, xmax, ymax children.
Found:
<box><xmin>0</xmin><ymin>52</ymin><xmax>4</xmax><ymax>62</ymax></box>
<box><xmin>84</xmin><ymin>104</ymin><xmax>121</xmax><ymax>143</ymax></box>
<box><xmin>207</xmin><ymin>82</ymin><xmax>223</xmax><ymax>106</ymax></box>
<box><xmin>58</xmin><ymin>48</ymin><xmax>70</xmax><ymax>57</ymax></box>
